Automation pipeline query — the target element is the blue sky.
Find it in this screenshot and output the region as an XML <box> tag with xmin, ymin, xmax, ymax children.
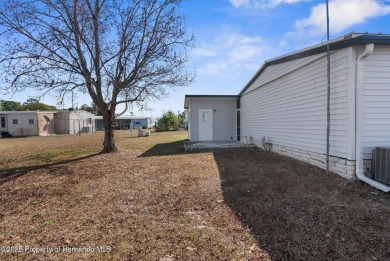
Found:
<box><xmin>3</xmin><ymin>0</ymin><xmax>390</xmax><ymax>117</ymax></box>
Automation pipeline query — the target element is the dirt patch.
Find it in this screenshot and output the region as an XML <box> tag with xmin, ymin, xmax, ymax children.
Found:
<box><xmin>216</xmin><ymin>147</ymin><xmax>390</xmax><ymax>261</ymax></box>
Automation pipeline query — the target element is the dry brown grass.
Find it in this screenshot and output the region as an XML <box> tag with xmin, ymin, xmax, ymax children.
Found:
<box><xmin>0</xmin><ymin>131</ymin><xmax>389</xmax><ymax>260</ymax></box>
<box><xmin>0</xmin><ymin>131</ymin><xmax>268</xmax><ymax>260</ymax></box>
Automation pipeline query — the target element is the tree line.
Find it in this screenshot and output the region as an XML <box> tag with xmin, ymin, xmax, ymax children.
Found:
<box><xmin>0</xmin><ymin>98</ymin><xmax>57</xmax><ymax>111</ymax></box>
<box><xmin>0</xmin><ymin>98</ymin><xmax>105</xmax><ymax>116</ymax></box>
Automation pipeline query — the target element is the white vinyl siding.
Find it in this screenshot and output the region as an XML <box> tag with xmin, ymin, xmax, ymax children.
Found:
<box><xmin>241</xmin><ymin>49</ymin><xmax>350</xmax><ymax>159</ymax></box>
<box><xmin>189</xmin><ymin>98</ymin><xmax>236</xmax><ymax>141</ymax></box>
<box><xmin>362</xmin><ymin>45</ymin><xmax>390</xmax><ymax>159</ymax></box>
<box><xmin>246</xmin><ymin>53</ymin><xmax>325</xmax><ymax>93</ymax></box>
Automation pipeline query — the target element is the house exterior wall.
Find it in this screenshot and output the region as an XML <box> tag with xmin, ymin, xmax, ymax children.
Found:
<box><xmin>6</xmin><ymin>112</ymin><xmax>39</xmax><ymax>136</ymax></box>
<box><xmin>54</xmin><ymin>111</ymin><xmax>70</xmax><ymax>134</ymax></box>
<box><xmin>245</xmin><ymin>53</ymin><xmax>325</xmax><ymax>94</ymax></box>
<box><xmin>360</xmin><ymin>45</ymin><xmax>390</xmax><ymax>160</ymax></box>
<box><xmin>132</xmin><ymin>119</ymin><xmax>150</xmax><ymax>129</ymax></box>
<box><xmin>270</xmin><ymin>143</ymin><xmax>356</xmax><ymax>179</ymax></box>
<box><xmin>241</xmin><ymin>48</ymin><xmax>354</xmax><ymax>177</ymax></box>
<box><xmin>241</xmin><ymin>49</ymin><xmax>350</xmax><ymax>158</ymax></box>
<box><xmin>37</xmin><ymin>112</ymin><xmax>55</xmax><ymax>135</ymax></box>
<box><xmin>96</xmin><ymin>117</ymin><xmax>151</xmax><ymax>130</ymax></box>
<box><xmin>116</xmin><ymin>119</ymin><xmax>131</xmax><ymax>129</ymax></box>
<box><xmin>0</xmin><ymin>110</ymin><xmax>95</xmax><ymax>137</ymax></box>
<box><xmin>54</xmin><ymin>110</ymin><xmax>95</xmax><ymax>134</ymax></box>
<box><xmin>189</xmin><ymin>98</ymin><xmax>236</xmax><ymax>141</ymax></box>
<box><xmin>69</xmin><ymin>111</ymin><xmax>95</xmax><ymax>134</ymax></box>
<box><xmin>241</xmin><ymin>45</ymin><xmax>390</xmax><ymax>179</ymax></box>
<box><xmin>96</xmin><ymin>119</ymin><xmax>104</xmax><ymax>130</ymax></box>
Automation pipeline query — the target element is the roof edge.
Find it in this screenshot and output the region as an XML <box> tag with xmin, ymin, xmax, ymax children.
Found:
<box><xmin>238</xmin><ymin>33</ymin><xmax>390</xmax><ymax>96</ymax></box>
<box><xmin>184</xmin><ymin>95</ymin><xmax>239</xmax><ymax>109</ymax></box>
<box><xmin>94</xmin><ymin>116</ymin><xmax>152</xmax><ymax>119</ymax></box>
<box><xmin>185</xmin><ymin>95</ymin><xmax>239</xmax><ymax>98</ymax></box>
<box><xmin>0</xmin><ymin>111</ymin><xmax>58</xmax><ymax>114</ymax></box>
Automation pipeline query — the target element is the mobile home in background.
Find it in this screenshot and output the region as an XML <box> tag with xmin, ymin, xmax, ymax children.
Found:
<box><xmin>95</xmin><ymin>116</ymin><xmax>153</xmax><ymax>130</ymax></box>
<box><xmin>0</xmin><ymin>109</ymin><xmax>96</xmax><ymax>137</ymax></box>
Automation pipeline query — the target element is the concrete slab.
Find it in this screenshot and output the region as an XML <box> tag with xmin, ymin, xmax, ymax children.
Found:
<box><xmin>184</xmin><ymin>141</ymin><xmax>252</xmax><ymax>151</ymax></box>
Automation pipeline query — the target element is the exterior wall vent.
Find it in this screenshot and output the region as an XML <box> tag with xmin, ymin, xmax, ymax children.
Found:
<box><xmin>373</xmin><ymin>147</ymin><xmax>390</xmax><ymax>186</ymax></box>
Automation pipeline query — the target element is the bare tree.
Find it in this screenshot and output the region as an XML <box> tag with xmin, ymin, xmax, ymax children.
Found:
<box><xmin>0</xmin><ymin>0</ymin><xmax>194</xmax><ymax>152</ymax></box>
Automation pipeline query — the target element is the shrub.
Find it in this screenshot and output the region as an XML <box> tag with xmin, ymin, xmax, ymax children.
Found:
<box><xmin>156</xmin><ymin>111</ymin><xmax>178</xmax><ymax>132</ymax></box>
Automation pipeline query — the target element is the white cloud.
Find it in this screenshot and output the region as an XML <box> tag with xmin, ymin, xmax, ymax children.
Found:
<box><xmin>192</xmin><ymin>48</ymin><xmax>217</xmax><ymax>57</ymax></box>
<box><xmin>230</xmin><ymin>0</ymin><xmax>251</xmax><ymax>8</ymax></box>
<box><xmin>279</xmin><ymin>40</ymin><xmax>287</xmax><ymax>47</ymax></box>
<box><xmin>289</xmin><ymin>0</ymin><xmax>390</xmax><ymax>37</ymax></box>
<box><xmin>192</xmin><ymin>33</ymin><xmax>270</xmax><ymax>76</ymax></box>
<box><xmin>229</xmin><ymin>0</ymin><xmax>306</xmax><ymax>10</ymax></box>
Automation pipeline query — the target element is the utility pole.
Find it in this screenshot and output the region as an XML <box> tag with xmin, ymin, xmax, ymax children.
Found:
<box><xmin>326</xmin><ymin>0</ymin><xmax>331</xmax><ymax>175</ymax></box>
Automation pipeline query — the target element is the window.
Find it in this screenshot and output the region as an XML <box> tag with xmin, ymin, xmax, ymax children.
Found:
<box><xmin>202</xmin><ymin>112</ymin><xmax>208</xmax><ymax>122</ymax></box>
<box><xmin>0</xmin><ymin>116</ymin><xmax>5</xmax><ymax>128</ymax></box>
<box><xmin>87</xmin><ymin>118</ymin><xmax>92</xmax><ymax>124</ymax></box>
<box><xmin>12</xmin><ymin>119</ymin><xmax>18</xmax><ymax>124</ymax></box>
<box><xmin>29</xmin><ymin>119</ymin><xmax>35</xmax><ymax>124</ymax></box>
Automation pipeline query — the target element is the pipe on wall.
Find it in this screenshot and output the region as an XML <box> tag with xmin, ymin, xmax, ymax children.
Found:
<box><xmin>355</xmin><ymin>43</ymin><xmax>390</xmax><ymax>192</ymax></box>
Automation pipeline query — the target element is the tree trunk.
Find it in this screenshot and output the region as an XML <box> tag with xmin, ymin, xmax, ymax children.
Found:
<box><xmin>102</xmin><ymin>110</ymin><xmax>117</xmax><ymax>153</ymax></box>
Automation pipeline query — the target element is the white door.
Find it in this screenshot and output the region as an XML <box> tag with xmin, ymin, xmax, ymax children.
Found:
<box><xmin>198</xmin><ymin>109</ymin><xmax>213</xmax><ymax>141</ymax></box>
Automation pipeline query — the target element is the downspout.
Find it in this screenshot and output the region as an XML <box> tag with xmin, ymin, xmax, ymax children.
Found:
<box><xmin>325</xmin><ymin>0</ymin><xmax>331</xmax><ymax>175</ymax></box>
<box><xmin>355</xmin><ymin>43</ymin><xmax>390</xmax><ymax>192</ymax></box>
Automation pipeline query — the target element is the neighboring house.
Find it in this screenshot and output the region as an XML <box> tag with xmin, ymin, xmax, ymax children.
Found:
<box><xmin>131</xmin><ymin>117</ymin><xmax>153</xmax><ymax>129</ymax></box>
<box><xmin>185</xmin><ymin>33</ymin><xmax>390</xmax><ymax>189</ymax></box>
<box><xmin>0</xmin><ymin>109</ymin><xmax>95</xmax><ymax>137</ymax></box>
<box><xmin>0</xmin><ymin>111</ymin><xmax>56</xmax><ymax>136</ymax></box>
<box><xmin>54</xmin><ymin>110</ymin><xmax>96</xmax><ymax>134</ymax></box>
<box><xmin>95</xmin><ymin>116</ymin><xmax>153</xmax><ymax>130</ymax></box>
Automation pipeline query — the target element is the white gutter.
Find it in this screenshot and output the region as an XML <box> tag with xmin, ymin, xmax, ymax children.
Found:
<box><xmin>356</xmin><ymin>43</ymin><xmax>390</xmax><ymax>192</ymax></box>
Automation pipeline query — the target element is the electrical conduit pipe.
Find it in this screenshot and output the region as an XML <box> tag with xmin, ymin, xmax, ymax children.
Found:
<box><xmin>356</xmin><ymin>43</ymin><xmax>390</xmax><ymax>192</ymax></box>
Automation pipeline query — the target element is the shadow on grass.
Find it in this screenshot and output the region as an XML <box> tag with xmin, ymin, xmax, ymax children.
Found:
<box><xmin>213</xmin><ymin>147</ymin><xmax>390</xmax><ymax>261</ymax></box>
<box><xmin>138</xmin><ymin>140</ymin><xmax>191</xmax><ymax>157</ymax></box>
<box><xmin>0</xmin><ymin>153</ymin><xmax>101</xmax><ymax>185</ymax></box>
<box><xmin>0</xmin><ymin>136</ymin><xmax>30</xmax><ymax>140</ymax></box>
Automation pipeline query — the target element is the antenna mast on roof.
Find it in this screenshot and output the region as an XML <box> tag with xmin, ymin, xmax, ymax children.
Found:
<box><xmin>326</xmin><ymin>0</ymin><xmax>331</xmax><ymax>175</ymax></box>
